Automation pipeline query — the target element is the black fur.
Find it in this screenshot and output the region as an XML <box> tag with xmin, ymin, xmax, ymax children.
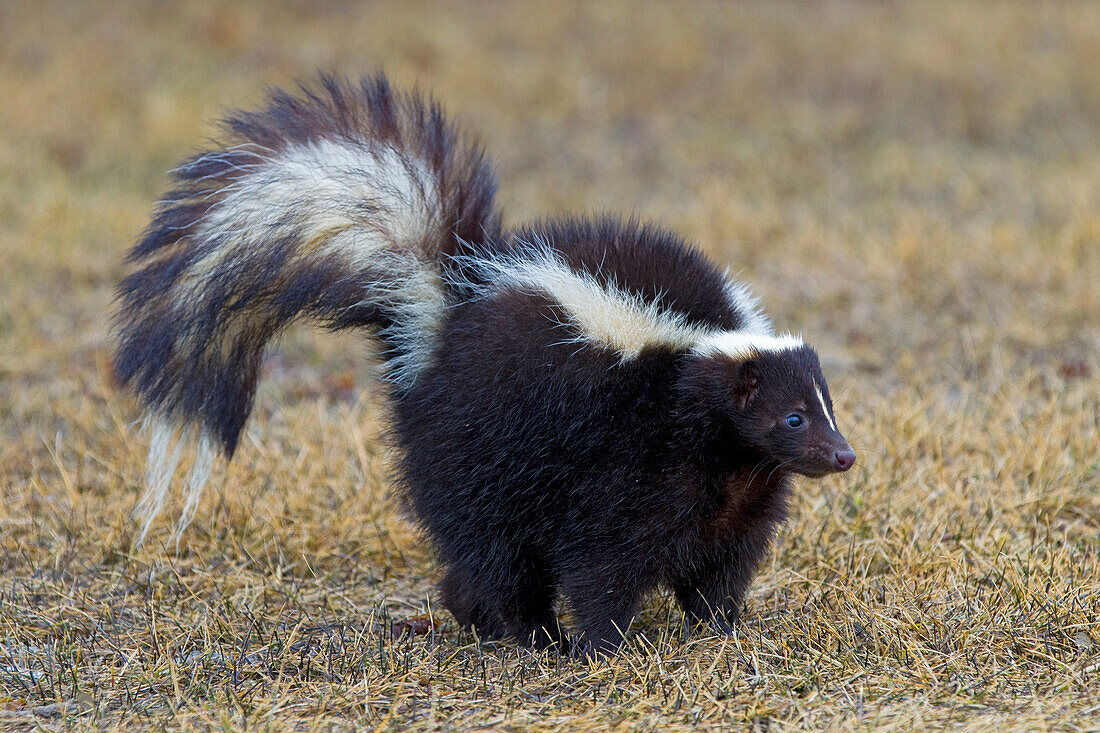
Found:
<box><xmin>114</xmin><ymin>74</ymin><xmax>501</xmax><ymax>456</ymax></box>
<box><xmin>401</xmin><ymin>222</ymin><xmax>852</xmax><ymax>655</ymax></box>
<box><xmin>114</xmin><ymin>74</ymin><xmax>855</xmax><ymax>656</ymax></box>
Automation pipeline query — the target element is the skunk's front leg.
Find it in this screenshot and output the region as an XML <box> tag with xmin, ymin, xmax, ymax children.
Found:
<box><xmin>672</xmin><ymin>532</ymin><xmax>773</xmax><ymax>635</ymax></box>
<box><xmin>563</xmin><ymin>564</ymin><xmax>645</xmax><ymax>657</ymax></box>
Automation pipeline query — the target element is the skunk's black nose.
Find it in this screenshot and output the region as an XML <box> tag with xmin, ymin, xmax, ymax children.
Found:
<box><xmin>833</xmin><ymin>449</ymin><xmax>856</xmax><ymax>472</ymax></box>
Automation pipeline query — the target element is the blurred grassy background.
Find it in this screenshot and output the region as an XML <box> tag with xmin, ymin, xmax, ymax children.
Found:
<box><xmin>1</xmin><ymin>1</ymin><xmax>1098</xmax><ymax>729</ymax></box>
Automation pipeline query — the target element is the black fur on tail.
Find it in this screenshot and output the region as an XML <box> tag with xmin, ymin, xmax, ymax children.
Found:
<box><xmin>114</xmin><ymin>74</ymin><xmax>501</xmax><ymax>459</ymax></box>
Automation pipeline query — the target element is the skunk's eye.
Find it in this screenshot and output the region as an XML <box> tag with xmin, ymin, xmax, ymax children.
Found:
<box><xmin>785</xmin><ymin>413</ymin><xmax>804</xmax><ymax>428</ymax></box>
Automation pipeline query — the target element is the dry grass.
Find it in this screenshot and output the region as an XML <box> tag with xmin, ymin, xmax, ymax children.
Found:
<box><xmin>2</xmin><ymin>1</ymin><xmax>1099</xmax><ymax>730</ymax></box>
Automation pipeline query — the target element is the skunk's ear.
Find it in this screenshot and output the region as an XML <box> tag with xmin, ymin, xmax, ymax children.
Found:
<box><xmin>732</xmin><ymin>360</ymin><xmax>759</xmax><ymax>410</ymax></box>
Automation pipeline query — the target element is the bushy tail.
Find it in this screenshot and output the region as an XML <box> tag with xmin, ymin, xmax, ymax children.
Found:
<box><xmin>113</xmin><ymin>74</ymin><xmax>500</xmax><ymax>539</ymax></box>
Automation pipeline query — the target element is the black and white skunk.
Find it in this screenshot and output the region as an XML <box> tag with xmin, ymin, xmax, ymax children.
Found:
<box><xmin>114</xmin><ymin>74</ymin><xmax>855</xmax><ymax>655</ymax></box>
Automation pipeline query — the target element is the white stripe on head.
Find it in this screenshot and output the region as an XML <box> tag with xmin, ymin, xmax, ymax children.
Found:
<box><xmin>691</xmin><ymin>330</ymin><xmax>803</xmax><ymax>360</ymax></box>
<box><xmin>813</xmin><ymin>378</ymin><xmax>838</xmax><ymax>432</ymax></box>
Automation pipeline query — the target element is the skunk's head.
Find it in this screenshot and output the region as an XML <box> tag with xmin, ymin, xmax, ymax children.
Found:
<box><xmin>679</xmin><ymin>333</ymin><xmax>854</xmax><ymax>478</ymax></box>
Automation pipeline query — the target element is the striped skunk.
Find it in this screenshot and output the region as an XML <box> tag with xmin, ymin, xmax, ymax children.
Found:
<box><xmin>114</xmin><ymin>74</ymin><xmax>855</xmax><ymax>655</ymax></box>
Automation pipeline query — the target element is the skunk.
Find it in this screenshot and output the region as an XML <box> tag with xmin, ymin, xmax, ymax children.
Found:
<box><xmin>114</xmin><ymin>74</ymin><xmax>855</xmax><ymax>655</ymax></box>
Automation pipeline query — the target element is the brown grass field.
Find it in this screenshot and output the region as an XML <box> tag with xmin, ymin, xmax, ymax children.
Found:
<box><xmin>2</xmin><ymin>1</ymin><xmax>1099</xmax><ymax>729</ymax></box>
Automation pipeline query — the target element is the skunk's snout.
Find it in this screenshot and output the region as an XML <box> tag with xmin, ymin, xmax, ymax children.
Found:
<box><xmin>833</xmin><ymin>448</ymin><xmax>856</xmax><ymax>472</ymax></box>
<box><xmin>792</xmin><ymin>438</ymin><xmax>857</xmax><ymax>478</ymax></box>
<box><xmin>828</xmin><ymin>435</ymin><xmax>856</xmax><ymax>472</ymax></box>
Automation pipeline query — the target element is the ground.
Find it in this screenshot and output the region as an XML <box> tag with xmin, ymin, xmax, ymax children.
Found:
<box><xmin>1</xmin><ymin>1</ymin><xmax>1098</xmax><ymax>730</ymax></box>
